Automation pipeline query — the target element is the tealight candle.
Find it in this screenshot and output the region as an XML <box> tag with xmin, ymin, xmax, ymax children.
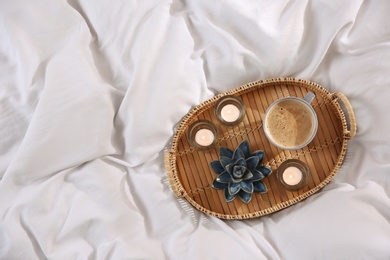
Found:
<box><xmin>277</xmin><ymin>159</ymin><xmax>310</xmax><ymax>191</ymax></box>
<box><xmin>220</xmin><ymin>104</ymin><xmax>240</xmax><ymax>123</ymax></box>
<box><xmin>282</xmin><ymin>166</ymin><xmax>303</xmax><ymax>186</ymax></box>
<box><xmin>194</xmin><ymin>129</ymin><xmax>215</xmax><ymax>147</ymax></box>
<box><xmin>214</xmin><ymin>96</ymin><xmax>245</xmax><ymax>126</ymax></box>
<box><xmin>187</xmin><ymin>120</ymin><xmax>218</xmax><ymax>150</ymax></box>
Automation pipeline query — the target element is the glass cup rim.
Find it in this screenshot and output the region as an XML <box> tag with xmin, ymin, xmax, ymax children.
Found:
<box><xmin>263</xmin><ymin>96</ymin><xmax>318</xmax><ymax>150</ymax></box>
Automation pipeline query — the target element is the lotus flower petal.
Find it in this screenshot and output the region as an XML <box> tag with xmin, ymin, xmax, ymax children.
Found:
<box><xmin>241</xmin><ymin>181</ymin><xmax>254</xmax><ymax>193</ymax></box>
<box><xmin>256</xmin><ymin>165</ymin><xmax>272</xmax><ymax>177</ymax></box>
<box><xmin>216</xmin><ymin>171</ymin><xmax>232</xmax><ymax>183</ymax></box>
<box><xmin>210</xmin><ymin>161</ymin><xmax>224</xmax><ymax>174</ymax></box>
<box><xmin>232</xmin><ymin>147</ymin><xmax>245</xmax><ymax>162</ymax></box>
<box><xmin>243</xmin><ymin>171</ymin><xmax>253</xmax><ymax>180</ymax></box>
<box><xmin>238</xmin><ymin>140</ymin><xmax>250</xmax><ymax>158</ymax></box>
<box><xmin>251</xmin><ymin>150</ymin><xmax>264</xmax><ymax>164</ymax></box>
<box><xmin>234</xmin><ymin>158</ymin><xmax>246</xmax><ymax>167</ymax></box>
<box><xmin>228</xmin><ymin>182</ymin><xmax>241</xmax><ymax>196</ymax></box>
<box><xmin>212</xmin><ymin>180</ymin><xmax>228</xmax><ymax>190</ymax></box>
<box><xmin>253</xmin><ymin>181</ymin><xmax>267</xmax><ymax>193</ymax></box>
<box><xmin>220</xmin><ymin>156</ymin><xmax>233</xmax><ymax>168</ymax></box>
<box><xmin>225</xmin><ymin>189</ymin><xmax>237</xmax><ymax>202</ymax></box>
<box><xmin>225</xmin><ymin>164</ymin><xmax>233</xmax><ymax>175</ymax></box>
<box><xmin>220</xmin><ymin>147</ymin><xmax>234</xmax><ymax>158</ymax></box>
<box><xmin>252</xmin><ymin>170</ymin><xmax>265</xmax><ymax>181</ymax></box>
<box><xmin>246</xmin><ymin>156</ymin><xmax>260</xmax><ymax>171</ymax></box>
<box><xmin>238</xmin><ymin>190</ymin><xmax>252</xmax><ymax>203</ymax></box>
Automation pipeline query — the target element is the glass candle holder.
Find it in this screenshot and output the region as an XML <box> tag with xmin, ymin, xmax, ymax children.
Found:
<box><xmin>277</xmin><ymin>159</ymin><xmax>310</xmax><ymax>191</ymax></box>
<box><xmin>214</xmin><ymin>95</ymin><xmax>246</xmax><ymax>126</ymax></box>
<box><xmin>187</xmin><ymin>120</ymin><xmax>218</xmax><ymax>150</ymax></box>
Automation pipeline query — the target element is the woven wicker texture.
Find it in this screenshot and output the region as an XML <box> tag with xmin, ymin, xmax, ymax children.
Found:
<box><xmin>165</xmin><ymin>78</ymin><xmax>356</xmax><ymax>219</ymax></box>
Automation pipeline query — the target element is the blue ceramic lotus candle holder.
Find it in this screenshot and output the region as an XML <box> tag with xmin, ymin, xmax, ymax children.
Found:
<box><xmin>210</xmin><ymin>140</ymin><xmax>272</xmax><ymax>203</ymax></box>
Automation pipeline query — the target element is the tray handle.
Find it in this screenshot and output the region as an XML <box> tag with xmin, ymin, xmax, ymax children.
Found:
<box><xmin>330</xmin><ymin>92</ymin><xmax>357</xmax><ymax>139</ymax></box>
<box><xmin>164</xmin><ymin>152</ymin><xmax>185</xmax><ymax>198</ymax></box>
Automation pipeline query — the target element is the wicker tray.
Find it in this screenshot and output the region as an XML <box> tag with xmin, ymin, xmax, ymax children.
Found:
<box><xmin>165</xmin><ymin>78</ymin><xmax>357</xmax><ymax>219</ymax></box>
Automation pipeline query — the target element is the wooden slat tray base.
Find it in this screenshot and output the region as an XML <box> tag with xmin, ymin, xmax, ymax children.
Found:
<box><xmin>165</xmin><ymin>78</ymin><xmax>356</xmax><ymax>219</ymax></box>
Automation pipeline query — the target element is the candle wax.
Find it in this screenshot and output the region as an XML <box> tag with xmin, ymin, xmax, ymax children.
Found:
<box><xmin>282</xmin><ymin>166</ymin><xmax>302</xmax><ymax>186</ymax></box>
<box><xmin>194</xmin><ymin>129</ymin><xmax>215</xmax><ymax>146</ymax></box>
<box><xmin>220</xmin><ymin>104</ymin><xmax>240</xmax><ymax>122</ymax></box>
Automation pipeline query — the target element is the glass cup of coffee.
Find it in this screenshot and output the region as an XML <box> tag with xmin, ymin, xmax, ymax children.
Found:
<box><xmin>263</xmin><ymin>92</ymin><xmax>318</xmax><ymax>150</ymax></box>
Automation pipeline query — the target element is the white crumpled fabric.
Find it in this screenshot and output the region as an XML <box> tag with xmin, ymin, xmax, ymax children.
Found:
<box><xmin>1</xmin><ymin>0</ymin><xmax>390</xmax><ymax>259</ymax></box>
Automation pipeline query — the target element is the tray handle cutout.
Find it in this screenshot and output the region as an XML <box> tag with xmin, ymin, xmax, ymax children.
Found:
<box><xmin>164</xmin><ymin>152</ymin><xmax>185</xmax><ymax>198</ymax></box>
<box><xmin>330</xmin><ymin>92</ymin><xmax>357</xmax><ymax>139</ymax></box>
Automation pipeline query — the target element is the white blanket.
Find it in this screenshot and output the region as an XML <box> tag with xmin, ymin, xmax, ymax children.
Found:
<box><xmin>1</xmin><ymin>0</ymin><xmax>390</xmax><ymax>259</ymax></box>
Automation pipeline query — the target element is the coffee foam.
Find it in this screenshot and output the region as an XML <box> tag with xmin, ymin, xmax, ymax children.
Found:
<box><xmin>265</xmin><ymin>99</ymin><xmax>315</xmax><ymax>149</ymax></box>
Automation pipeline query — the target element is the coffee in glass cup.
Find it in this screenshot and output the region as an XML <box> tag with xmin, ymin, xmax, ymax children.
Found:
<box><xmin>263</xmin><ymin>92</ymin><xmax>318</xmax><ymax>150</ymax></box>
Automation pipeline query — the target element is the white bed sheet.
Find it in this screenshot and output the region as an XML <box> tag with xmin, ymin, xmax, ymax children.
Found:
<box><xmin>1</xmin><ymin>0</ymin><xmax>390</xmax><ymax>259</ymax></box>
